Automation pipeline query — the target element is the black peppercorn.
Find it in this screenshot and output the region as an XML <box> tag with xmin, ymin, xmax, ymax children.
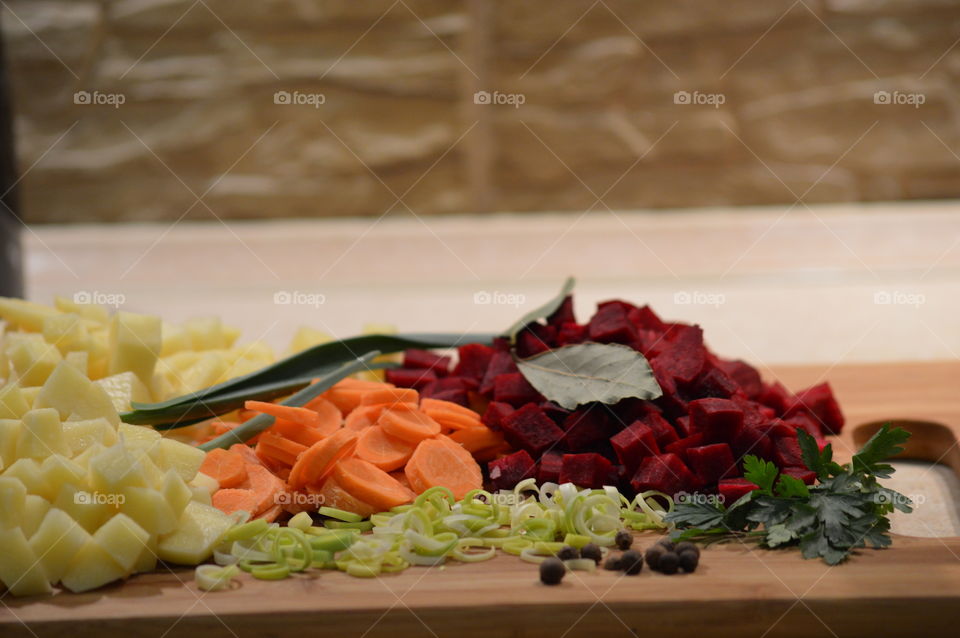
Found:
<box><xmin>614</xmin><ymin>529</ymin><xmax>633</xmax><ymax>550</ymax></box>
<box><xmin>540</xmin><ymin>557</ymin><xmax>566</xmax><ymax>585</ymax></box>
<box><xmin>658</xmin><ymin>551</ymin><xmax>680</xmax><ymax>575</ymax></box>
<box><xmin>557</xmin><ymin>545</ymin><xmax>579</xmax><ymax>561</ymax></box>
<box><xmin>603</xmin><ymin>555</ymin><xmax>623</xmax><ymax>571</ymax></box>
<box><xmin>621</xmin><ymin>550</ymin><xmax>643</xmax><ymax>575</ymax></box>
<box><xmin>580</xmin><ymin>543</ymin><xmax>602</xmax><ymax>564</ymax></box>
<box><xmin>675</xmin><ymin>541</ymin><xmax>699</xmax><ymax>558</ymax></box>
<box><xmin>644</xmin><ymin>545</ymin><xmax>664</xmax><ymax>570</ymax></box>
<box><xmin>656</xmin><ymin>538</ymin><xmax>675</xmax><ymax>552</ymax></box>
<box><xmin>678</xmin><ymin>550</ymin><xmax>699</xmax><ymax>573</ymax></box>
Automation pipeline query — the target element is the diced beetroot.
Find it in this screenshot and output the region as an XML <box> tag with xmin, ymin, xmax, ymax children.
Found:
<box><xmin>664</xmin><ymin>433</ymin><xmax>705</xmax><ymax>463</ymax></box>
<box><xmin>757</xmin><ymin>381</ymin><xmax>794</xmax><ymax>416</ymax></box>
<box><xmin>783</xmin><ymin>412</ymin><xmax>822</xmax><ymax>439</ymax></box>
<box><xmin>500</xmin><ymin>403</ymin><xmax>565</xmax><ymax>455</ymax></box>
<box><xmin>453</xmin><ymin>343</ymin><xmax>494</xmax><ymax>380</ymax></box>
<box><xmin>541</xmin><ymin>401</ymin><xmax>571</xmax><ymax>425</ymax></box>
<box><xmin>482</xmin><ymin>401</ymin><xmax>515</xmax><ymax>430</ymax></box>
<box><xmin>772</xmin><ymin>435</ymin><xmax>804</xmax><ymax>467</ymax></box>
<box><xmin>781</xmin><ymin>467</ymin><xmax>817</xmax><ymax>485</ymax></box>
<box><xmin>653</xmin><ymin>325</ymin><xmax>707</xmax><ymax>385</ymax></box>
<box><xmin>479</xmin><ymin>350</ymin><xmax>519</xmax><ymax>396</ymax></box>
<box><xmin>612</xmin><ymin>398</ymin><xmax>660</xmax><ymax>425</ymax></box>
<box><xmin>547</xmin><ymin>295</ymin><xmax>576</xmax><ymax>326</ymax></box>
<box><xmin>732</xmin><ymin>395</ymin><xmax>774</xmax><ymax>428</ymax></box>
<box><xmin>634</xmin><ymin>329</ymin><xmax>666</xmax><ymax>358</ymax></box>
<box><xmin>562</xmin><ymin>406</ymin><xmax>612</xmax><ymax>451</ymax></box>
<box><xmin>718</xmin><ymin>478</ymin><xmax>758</xmax><ymax>504</ymax></box>
<box><xmin>689</xmin><ymin>398</ymin><xmax>744</xmax><ymax>443</ymax></box>
<box><xmin>385</xmin><ymin>367</ymin><xmax>438</xmax><ymax>390</ymax></box>
<box><xmin>731</xmin><ymin>425</ymin><xmax>775</xmax><ymax>462</ymax></box>
<box><xmin>538</xmin><ymin>451</ymin><xmax>564</xmax><ymax>485</ymax></box>
<box><xmin>515</xmin><ymin>324</ymin><xmax>557</xmax><ymax>359</ymax></box>
<box><xmin>686</xmin><ymin>443</ymin><xmax>737</xmax><ymax>485</ymax></box>
<box><xmin>493</xmin><ymin>372</ymin><xmax>543</xmax><ymax>407</ymax></box>
<box><xmin>716</xmin><ymin>359</ymin><xmax>763</xmax><ymax>399</ymax></box>
<box><xmin>693</xmin><ymin>367</ymin><xmax>739</xmax><ymax>399</ymax></box>
<box><xmin>556</xmin><ymin>322</ymin><xmax>588</xmax><ymax>346</ymax></box>
<box><xmin>610</xmin><ymin>422</ymin><xmax>660</xmax><ymax>469</ymax></box>
<box><xmin>650</xmin><ymin>358</ymin><xmax>688</xmax><ymax>418</ymax></box>
<box><xmin>488</xmin><ymin>450</ymin><xmax>536</xmax><ymax>491</ymax></box>
<box><xmin>587</xmin><ymin>302</ymin><xmax>638</xmax><ymax>345</ymax></box>
<box><xmin>559</xmin><ymin>453</ymin><xmax>614</xmax><ymax>488</ymax></box>
<box><xmin>429</xmin><ymin>376</ymin><xmax>478</xmax><ymax>392</ymax></box>
<box><xmin>403</xmin><ymin>349</ymin><xmax>451</xmax><ymax>376</ymax></box>
<box><xmin>629</xmin><ymin>453</ymin><xmax>698</xmax><ymax>496</ymax></box>
<box><xmin>628</xmin><ymin>305</ymin><xmax>666</xmax><ymax>332</ymax></box>
<box><xmin>673</xmin><ymin>415</ymin><xmax>693</xmax><ymax>437</ymax></box>
<box><xmin>597</xmin><ymin>299</ymin><xmax>638</xmax><ymax>314</ymax></box>
<box><xmin>643</xmin><ymin>412</ymin><xmax>680</xmax><ymax>448</ymax></box>
<box><xmin>786</xmin><ymin>382</ymin><xmax>845</xmax><ymax>435</ymax></box>
<box><xmin>757</xmin><ymin>419</ymin><xmax>797</xmax><ymax>439</ymax></box>
<box><xmin>423</xmin><ymin>388</ymin><xmax>469</xmax><ymax>406</ymax></box>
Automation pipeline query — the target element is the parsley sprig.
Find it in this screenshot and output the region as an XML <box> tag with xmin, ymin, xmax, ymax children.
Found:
<box><xmin>665</xmin><ymin>424</ymin><xmax>913</xmax><ymax>565</ymax></box>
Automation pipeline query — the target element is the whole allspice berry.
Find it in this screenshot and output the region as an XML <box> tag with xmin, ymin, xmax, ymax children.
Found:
<box><xmin>620</xmin><ymin>550</ymin><xmax>644</xmax><ymax>575</ymax></box>
<box><xmin>658</xmin><ymin>551</ymin><xmax>680</xmax><ymax>575</ymax></box>
<box><xmin>644</xmin><ymin>544</ymin><xmax>665</xmax><ymax>570</ymax></box>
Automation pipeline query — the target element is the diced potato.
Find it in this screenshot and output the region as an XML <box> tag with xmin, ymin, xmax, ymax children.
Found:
<box><xmin>133</xmin><ymin>534</ymin><xmax>158</xmax><ymax>573</ymax></box>
<box><xmin>118</xmin><ymin>423</ymin><xmax>162</xmax><ymax>463</ymax></box>
<box><xmin>189</xmin><ymin>471</ymin><xmax>219</xmax><ymax>496</ymax></box>
<box><xmin>28</xmin><ymin>507</ymin><xmax>91</xmax><ymax>583</ymax></box>
<box><xmin>94</xmin><ymin>513</ymin><xmax>150</xmax><ymax>572</ymax></box>
<box><xmin>178</xmin><ymin>353</ymin><xmax>227</xmax><ymax>396</ymax></box>
<box><xmin>22</xmin><ymin>494</ymin><xmax>51</xmax><ymax>538</ymax></box>
<box><xmin>0</xmin><ymin>476</ymin><xmax>26</xmax><ymax>529</ymax></box>
<box><xmin>120</xmin><ymin>486</ymin><xmax>178</xmax><ymax>535</ymax></box>
<box><xmin>35</xmin><ymin>361</ymin><xmax>120</xmax><ymax>427</ymax></box>
<box><xmin>3</xmin><ymin>458</ymin><xmax>51</xmax><ymax>499</ymax></box>
<box><xmin>96</xmin><ymin>371</ymin><xmax>152</xmax><ymax>413</ymax></box>
<box><xmin>19</xmin><ymin>386</ymin><xmax>41</xmax><ymax>405</ymax></box>
<box><xmin>161</xmin><ymin>469</ymin><xmax>193</xmax><ymax>518</ymax></box>
<box><xmin>0</xmin><ymin>297</ymin><xmax>61</xmax><ymax>332</ymax></box>
<box><xmin>41</xmin><ymin>313</ymin><xmax>87</xmax><ymax>354</ymax></box>
<box><xmin>0</xmin><ymin>418</ymin><xmax>20</xmax><ymax>469</ymax></box>
<box><xmin>0</xmin><ymin>527</ymin><xmax>53</xmax><ymax>596</ymax></box>
<box><xmin>156</xmin><ymin>501</ymin><xmax>232</xmax><ymax>565</ymax></box>
<box><xmin>286</xmin><ymin>325</ymin><xmax>331</xmax><ymax>354</ymax></box>
<box><xmin>40</xmin><ymin>454</ymin><xmax>86</xmax><ymax>490</ymax></box>
<box><xmin>17</xmin><ymin>408</ymin><xmax>68</xmax><ymax>459</ymax></box>
<box><xmin>8</xmin><ymin>337</ymin><xmax>62</xmax><ymax>386</ymax></box>
<box><xmin>62</xmin><ymin>418</ymin><xmax>117</xmax><ymax>456</ymax></box>
<box><xmin>183</xmin><ymin>317</ymin><xmax>230</xmax><ymax>351</ymax></box>
<box><xmin>60</xmin><ymin>537</ymin><xmax>127</xmax><ymax>593</ymax></box>
<box><xmin>189</xmin><ymin>485</ymin><xmax>212</xmax><ymax>506</ymax></box>
<box><xmin>64</xmin><ymin>350</ymin><xmax>89</xmax><ymax>374</ymax></box>
<box><xmin>156</xmin><ymin>438</ymin><xmax>205</xmax><ymax>482</ymax></box>
<box><xmin>89</xmin><ymin>442</ymin><xmax>148</xmax><ymax>493</ymax></box>
<box><xmin>53</xmin><ymin>295</ymin><xmax>109</xmax><ymax>324</ymax></box>
<box><xmin>0</xmin><ymin>383</ymin><xmax>31</xmax><ymax>419</ymax></box>
<box><xmin>108</xmin><ymin>311</ymin><xmax>161</xmax><ymax>384</ymax></box>
<box><xmin>160</xmin><ymin>321</ymin><xmax>188</xmax><ymax>357</ymax></box>
<box><xmin>53</xmin><ymin>483</ymin><xmax>110</xmax><ymax>533</ymax></box>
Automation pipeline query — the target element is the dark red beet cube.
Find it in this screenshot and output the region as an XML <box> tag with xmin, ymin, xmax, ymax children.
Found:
<box><xmin>758</xmin><ymin>381</ymin><xmax>794</xmax><ymax>416</ymax></box>
<box><xmin>718</xmin><ymin>478</ymin><xmax>759</xmax><ymax>504</ymax></box>
<box><xmin>731</xmin><ymin>425</ymin><xmax>775</xmax><ymax>462</ymax></box>
<box><xmin>561</xmin><ymin>406</ymin><xmax>612</xmax><ymax>451</ymax></box>
<box><xmin>772</xmin><ymin>435</ymin><xmax>804</xmax><ymax>467</ymax></box>
<box><xmin>385</xmin><ymin>367</ymin><xmax>437</xmax><ymax>390</ymax></box>
<box><xmin>453</xmin><ymin>343</ymin><xmax>494</xmax><ymax>380</ymax></box>
<box><xmin>732</xmin><ymin>395</ymin><xmax>773</xmax><ymax>428</ymax></box>
<box><xmin>538</xmin><ymin>451</ymin><xmax>564</xmax><ymax>485</ymax></box>
<box><xmin>689</xmin><ymin>398</ymin><xmax>744</xmax><ymax>443</ymax></box>
<box><xmin>650</xmin><ymin>359</ymin><xmax>688</xmax><ymax>418</ymax></box>
<box><xmin>629</xmin><ymin>453</ymin><xmax>697</xmax><ymax>496</ymax></box>
<box><xmin>610</xmin><ymin>422</ymin><xmax>660</xmax><ymax>469</ymax></box>
<box><xmin>515</xmin><ymin>324</ymin><xmax>557</xmax><ymax>359</ymax></box>
<box><xmin>559</xmin><ymin>453</ymin><xmax>614</xmax><ymax>488</ymax></box>
<box><xmin>500</xmin><ymin>403</ymin><xmax>565</xmax><ymax>455</ymax></box>
<box><xmin>587</xmin><ymin>303</ymin><xmax>638</xmax><ymax>345</ymax></box>
<box><xmin>643</xmin><ymin>412</ymin><xmax>680</xmax><ymax>448</ymax></box>
<box><xmin>422</xmin><ymin>388</ymin><xmax>469</xmax><ymax>406</ymax></box>
<box><xmin>716</xmin><ymin>359</ymin><xmax>763</xmax><ymax>399</ymax></box>
<box><xmin>687</xmin><ymin>443</ymin><xmax>737</xmax><ymax>485</ymax></box>
<box><xmin>628</xmin><ymin>305</ymin><xmax>666</xmax><ymax>332</ymax></box>
<box><xmin>664</xmin><ymin>433</ymin><xmax>705</xmax><ymax>463</ymax></box>
<box><xmin>757</xmin><ymin>419</ymin><xmax>797</xmax><ymax>439</ymax></box>
<box><xmin>674</xmin><ymin>415</ymin><xmax>693</xmax><ymax>437</ymax></box>
<box><xmin>482</xmin><ymin>401</ymin><xmax>515</xmax><ymax>430</ymax></box>
<box><xmin>479</xmin><ymin>350</ymin><xmax>519</xmax><ymax>396</ymax></box>
<box><xmin>783</xmin><ymin>413</ymin><xmax>822</xmax><ymax>439</ymax></box>
<box><xmin>488</xmin><ymin>450</ymin><xmax>536</xmax><ymax>491</ymax></box>
<box><xmin>653</xmin><ymin>325</ymin><xmax>707</xmax><ymax>385</ymax></box>
<box><xmin>556</xmin><ymin>322</ymin><xmax>588</xmax><ymax>346</ymax></box>
<box><xmin>786</xmin><ymin>383</ymin><xmax>845</xmax><ymax>435</ymax></box>
<box><xmin>493</xmin><ymin>373</ymin><xmax>543</xmax><ymax>407</ymax></box>
<box><xmin>781</xmin><ymin>467</ymin><xmax>817</xmax><ymax>485</ymax></box>
<box><xmin>403</xmin><ymin>349</ymin><xmax>451</xmax><ymax>376</ymax></box>
<box><xmin>547</xmin><ymin>295</ymin><xmax>576</xmax><ymax>326</ymax></box>
<box><xmin>693</xmin><ymin>367</ymin><xmax>739</xmax><ymax>399</ymax></box>
<box><xmin>541</xmin><ymin>402</ymin><xmax>571</xmax><ymax>426</ymax></box>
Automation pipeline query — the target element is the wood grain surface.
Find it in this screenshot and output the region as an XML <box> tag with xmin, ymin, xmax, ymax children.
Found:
<box><xmin>3</xmin><ymin>361</ymin><xmax>960</xmax><ymax>638</ymax></box>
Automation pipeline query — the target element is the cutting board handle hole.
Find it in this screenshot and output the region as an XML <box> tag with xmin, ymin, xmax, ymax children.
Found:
<box><xmin>853</xmin><ymin>419</ymin><xmax>960</xmax><ymax>474</ymax></box>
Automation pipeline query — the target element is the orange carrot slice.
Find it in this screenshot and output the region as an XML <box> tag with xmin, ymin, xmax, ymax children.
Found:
<box><xmin>378</xmin><ymin>404</ymin><xmax>442</xmax><ymax>443</ymax></box>
<box><xmin>448</xmin><ymin>425</ymin><xmax>505</xmax><ymax>453</ymax></box>
<box><xmin>421</xmin><ymin>408</ymin><xmax>482</xmax><ymax>432</ymax></box>
<box><xmin>405</xmin><ymin>435</ymin><xmax>482</xmax><ymax>499</ymax></box>
<box><xmin>288</xmin><ymin>428</ymin><xmax>358</xmax><ymax>491</ymax></box>
<box><xmin>358</xmin><ymin>387</ymin><xmax>419</xmax><ymax>408</ymax></box>
<box><xmin>390</xmin><ymin>470</ymin><xmax>412</xmax><ymax>490</ymax></box>
<box><xmin>419</xmin><ymin>398</ymin><xmax>479</xmax><ymax>420</ymax></box>
<box><xmin>243</xmin><ymin>464</ymin><xmax>286</xmax><ymax>515</ymax></box>
<box><xmin>245</xmin><ymin>401</ymin><xmax>321</xmax><ymax>428</ymax></box>
<box><xmin>212</xmin><ymin>488</ymin><xmax>260</xmax><ymax>516</ymax></box>
<box><xmin>303</xmin><ymin>396</ymin><xmax>343</xmax><ymax>435</ymax></box>
<box><xmin>473</xmin><ymin>441</ymin><xmax>513</xmax><ymax>463</ymax></box>
<box><xmin>258</xmin><ymin>503</ymin><xmax>283</xmax><ymax>522</ymax></box>
<box><xmin>269</xmin><ymin>418</ymin><xmax>326</xmax><ymax>447</ymax></box>
<box><xmin>344</xmin><ymin>404</ymin><xmax>386</xmax><ymax>431</ymax></box>
<box><xmin>332</xmin><ymin>458</ymin><xmax>415</xmax><ymax>511</ymax></box>
<box><xmin>255</xmin><ymin>431</ymin><xmax>307</xmax><ymax>468</ymax></box>
<box><xmin>230</xmin><ymin>443</ymin><xmax>261</xmax><ymax>466</ymax></box>
<box><xmin>199</xmin><ymin>448</ymin><xmax>248</xmax><ymax>488</ymax></box>
<box><xmin>403</xmin><ymin>455</ymin><xmax>430</xmax><ymax>494</ymax></box>
<box><xmin>323</xmin><ymin>378</ymin><xmax>392</xmax><ymax>415</ymax></box>
<box><xmin>355</xmin><ymin>426</ymin><xmax>415</xmax><ymax>472</ymax></box>
<box><xmin>314</xmin><ymin>474</ymin><xmax>377</xmax><ymax>518</ymax></box>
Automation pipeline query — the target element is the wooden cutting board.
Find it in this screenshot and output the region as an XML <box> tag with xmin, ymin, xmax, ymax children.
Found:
<box><xmin>3</xmin><ymin>362</ymin><xmax>960</xmax><ymax>638</ymax></box>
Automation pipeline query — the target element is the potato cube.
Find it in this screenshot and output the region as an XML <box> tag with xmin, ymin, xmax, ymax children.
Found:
<box><xmin>0</xmin><ymin>476</ymin><xmax>26</xmax><ymax>529</ymax></box>
<box><xmin>9</xmin><ymin>337</ymin><xmax>62</xmax><ymax>386</ymax></box>
<box><xmin>53</xmin><ymin>483</ymin><xmax>110</xmax><ymax>533</ymax></box>
<box><xmin>28</xmin><ymin>507</ymin><xmax>91</xmax><ymax>583</ymax></box>
<box><xmin>0</xmin><ymin>297</ymin><xmax>60</xmax><ymax>332</ymax></box>
<box><xmin>120</xmin><ymin>486</ymin><xmax>178</xmax><ymax>536</ymax></box>
<box><xmin>157</xmin><ymin>501</ymin><xmax>232</xmax><ymax>565</ymax></box>
<box><xmin>162</xmin><ymin>469</ymin><xmax>193</xmax><ymax>518</ymax></box>
<box><xmin>3</xmin><ymin>458</ymin><xmax>51</xmax><ymax>499</ymax></box>
<box><xmin>62</xmin><ymin>418</ymin><xmax>117</xmax><ymax>456</ymax></box>
<box><xmin>22</xmin><ymin>494</ymin><xmax>51</xmax><ymax>538</ymax></box>
<box><xmin>156</xmin><ymin>438</ymin><xmax>205</xmax><ymax>482</ymax></box>
<box><xmin>0</xmin><ymin>527</ymin><xmax>53</xmax><ymax>596</ymax></box>
<box><xmin>16</xmin><ymin>408</ymin><xmax>69</xmax><ymax>460</ymax></box>
<box><xmin>89</xmin><ymin>442</ymin><xmax>147</xmax><ymax>493</ymax></box>
<box><xmin>0</xmin><ymin>418</ymin><xmax>20</xmax><ymax>469</ymax></box>
<box><xmin>0</xmin><ymin>383</ymin><xmax>30</xmax><ymax>419</ymax></box>
<box><xmin>108</xmin><ymin>311</ymin><xmax>161</xmax><ymax>384</ymax></box>
<box><xmin>60</xmin><ymin>538</ymin><xmax>127</xmax><ymax>593</ymax></box>
<box><xmin>96</xmin><ymin>371</ymin><xmax>152</xmax><ymax>413</ymax></box>
<box><xmin>35</xmin><ymin>361</ymin><xmax>119</xmax><ymax>427</ymax></box>
<box><xmin>53</xmin><ymin>295</ymin><xmax>109</xmax><ymax>324</ymax></box>
<box><xmin>94</xmin><ymin>513</ymin><xmax>150</xmax><ymax>572</ymax></box>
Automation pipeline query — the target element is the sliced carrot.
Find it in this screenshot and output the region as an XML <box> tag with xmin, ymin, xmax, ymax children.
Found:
<box><xmin>378</xmin><ymin>404</ymin><xmax>442</xmax><ymax>443</ymax></box>
<box><xmin>243</xmin><ymin>464</ymin><xmax>286</xmax><ymax>515</ymax></box>
<box><xmin>419</xmin><ymin>398</ymin><xmax>479</xmax><ymax>420</ymax></box>
<box><xmin>358</xmin><ymin>387</ymin><xmax>419</xmax><ymax>408</ymax></box>
<box><xmin>287</xmin><ymin>428</ymin><xmax>358</xmax><ymax>491</ymax></box>
<box><xmin>269</xmin><ymin>418</ymin><xmax>326</xmax><ymax>447</ymax></box>
<box><xmin>448</xmin><ymin>425</ymin><xmax>505</xmax><ymax>453</ymax></box>
<box><xmin>355</xmin><ymin>426</ymin><xmax>415</xmax><ymax>472</ymax></box>
<box><xmin>258</xmin><ymin>503</ymin><xmax>283</xmax><ymax>522</ymax></box>
<box><xmin>314</xmin><ymin>474</ymin><xmax>377</xmax><ymax>518</ymax></box>
<box><xmin>403</xmin><ymin>455</ymin><xmax>430</xmax><ymax>494</ymax></box>
<box><xmin>323</xmin><ymin>378</ymin><xmax>392</xmax><ymax>415</ymax></box>
<box><xmin>302</xmin><ymin>396</ymin><xmax>343</xmax><ymax>435</ymax></box>
<box><xmin>472</xmin><ymin>441</ymin><xmax>513</xmax><ymax>463</ymax></box>
<box><xmin>199</xmin><ymin>448</ymin><xmax>248</xmax><ymax>488</ymax></box>
<box><xmin>344</xmin><ymin>404</ymin><xmax>386</xmax><ymax>431</ymax></box>
<box><xmin>422</xmin><ymin>408</ymin><xmax>482</xmax><ymax>432</ymax></box>
<box><xmin>255</xmin><ymin>431</ymin><xmax>307</xmax><ymax>468</ymax></box>
<box><xmin>332</xmin><ymin>457</ymin><xmax>415</xmax><ymax>511</ymax></box>
<box><xmin>212</xmin><ymin>488</ymin><xmax>260</xmax><ymax>516</ymax></box>
<box><xmin>244</xmin><ymin>400</ymin><xmax>321</xmax><ymax>429</ymax></box>
<box><xmin>230</xmin><ymin>443</ymin><xmax>261</xmax><ymax>466</ymax></box>
<box><xmin>404</xmin><ymin>435</ymin><xmax>482</xmax><ymax>499</ymax></box>
<box><xmin>390</xmin><ymin>470</ymin><xmax>411</xmax><ymax>491</ymax></box>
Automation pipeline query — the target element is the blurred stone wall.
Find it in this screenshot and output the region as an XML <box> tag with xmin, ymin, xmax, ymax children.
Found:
<box><xmin>5</xmin><ymin>0</ymin><xmax>960</xmax><ymax>223</ymax></box>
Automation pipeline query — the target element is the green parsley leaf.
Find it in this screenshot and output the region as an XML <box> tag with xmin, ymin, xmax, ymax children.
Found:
<box><xmin>775</xmin><ymin>473</ymin><xmax>810</xmax><ymax>499</ymax></box>
<box><xmin>851</xmin><ymin>424</ymin><xmax>910</xmax><ymax>479</ymax></box>
<box><xmin>742</xmin><ymin>455</ymin><xmax>778</xmax><ymax>494</ymax></box>
<box><xmin>765</xmin><ymin>524</ymin><xmax>796</xmax><ymax>548</ymax></box>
